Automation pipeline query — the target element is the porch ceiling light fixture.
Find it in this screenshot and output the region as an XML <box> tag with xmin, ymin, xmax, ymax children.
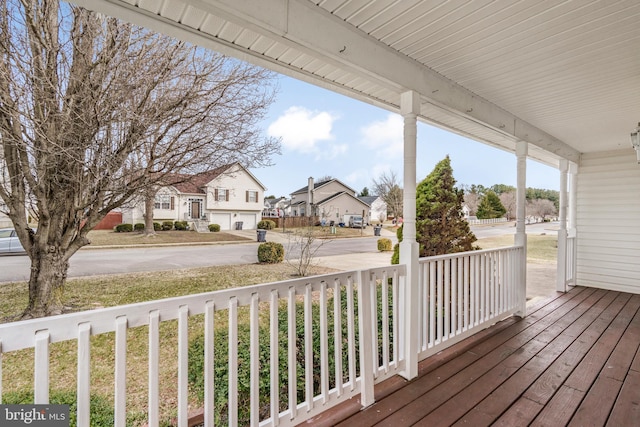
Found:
<box><xmin>631</xmin><ymin>122</ymin><xmax>640</xmax><ymax>163</ymax></box>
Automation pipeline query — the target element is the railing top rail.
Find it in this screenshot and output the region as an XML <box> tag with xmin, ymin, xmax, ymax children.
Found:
<box><xmin>418</xmin><ymin>245</ymin><xmax>523</xmax><ymax>263</ymax></box>
<box><xmin>0</xmin><ymin>264</ymin><xmax>406</xmax><ymax>352</ymax></box>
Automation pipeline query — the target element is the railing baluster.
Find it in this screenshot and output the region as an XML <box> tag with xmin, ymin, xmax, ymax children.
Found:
<box><xmin>392</xmin><ymin>270</ymin><xmax>399</xmax><ymax>366</ymax></box>
<box><xmin>451</xmin><ymin>258</ymin><xmax>457</xmax><ymax>337</ymax></box>
<box><xmin>333</xmin><ymin>279</ymin><xmax>343</xmax><ymax>394</ymax></box>
<box><xmin>370</xmin><ymin>274</ymin><xmax>379</xmax><ymax>378</ymax></box>
<box><xmin>77</xmin><ymin>323</ymin><xmax>91</xmax><ymax>427</ymax></box>
<box><xmin>204</xmin><ymin>301</ymin><xmax>215</xmax><ymax>427</ymax></box>
<box><xmin>114</xmin><ymin>316</ymin><xmax>127</xmax><ymax>427</ymax></box>
<box><xmin>382</xmin><ymin>271</ymin><xmax>390</xmax><ymax>373</ymax></box>
<box><xmin>270</xmin><ymin>290</ymin><xmax>280</xmax><ymax>425</ymax></box>
<box><xmin>287</xmin><ymin>287</ymin><xmax>297</xmax><ymax>419</ymax></box>
<box><xmin>429</xmin><ymin>262</ymin><xmax>436</xmax><ymax>347</ymax></box>
<box><xmin>444</xmin><ymin>259</ymin><xmax>451</xmax><ymax>341</ymax></box>
<box><xmin>250</xmin><ymin>293</ymin><xmax>259</xmax><ymax>427</ymax></box>
<box><xmin>319</xmin><ymin>282</ymin><xmax>329</xmax><ymax>402</ymax></box>
<box><xmin>304</xmin><ymin>283</ymin><xmax>313</xmax><ymax>412</ymax></box>
<box><xmin>229</xmin><ymin>297</ymin><xmax>239</xmax><ymax>427</ymax></box>
<box><xmin>346</xmin><ymin>278</ymin><xmax>356</xmax><ymax>391</ymax></box>
<box><xmin>148</xmin><ymin>312</ymin><xmax>159</xmax><ymax>427</ymax></box>
<box><xmin>178</xmin><ymin>306</ymin><xmax>189</xmax><ymax>427</ymax></box>
<box><xmin>34</xmin><ymin>329</ymin><xmax>50</xmax><ymax>404</ymax></box>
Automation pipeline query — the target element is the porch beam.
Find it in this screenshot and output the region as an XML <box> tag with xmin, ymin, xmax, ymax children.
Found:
<box><xmin>399</xmin><ymin>90</ymin><xmax>420</xmax><ymax>381</ymax></box>
<box><xmin>514</xmin><ymin>141</ymin><xmax>528</xmax><ymax>317</ymax></box>
<box><xmin>72</xmin><ymin>0</ymin><xmax>580</xmax><ymax>164</ymax></box>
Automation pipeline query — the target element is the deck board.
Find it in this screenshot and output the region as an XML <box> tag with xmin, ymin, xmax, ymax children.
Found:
<box><xmin>304</xmin><ymin>287</ymin><xmax>640</xmax><ymax>427</ymax></box>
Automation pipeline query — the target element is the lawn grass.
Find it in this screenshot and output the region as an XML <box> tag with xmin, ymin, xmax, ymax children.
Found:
<box><xmin>86</xmin><ymin>229</ymin><xmax>250</xmax><ymax>246</ymax></box>
<box><xmin>476</xmin><ymin>233</ymin><xmax>557</xmax><ymax>262</ymax></box>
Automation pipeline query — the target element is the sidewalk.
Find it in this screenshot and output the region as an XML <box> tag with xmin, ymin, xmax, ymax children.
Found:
<box><xmin>228</xmin><ymin>226</ymin><xmax>398</xmax><ymax>271</ymax></box>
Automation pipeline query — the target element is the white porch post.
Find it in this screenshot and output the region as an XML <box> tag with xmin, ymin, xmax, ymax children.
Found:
<box><xmin>568</xmin><ymin>162</ymin><xmax>578</xmax><ymax>285</ymax></box>
<box><xmin>556</xmin><ymin>160</ymin><xmax>569</xmax><ymax>292</ymax></box>
<box><xmin>399</xmin><ymin>90</ymin><xmax>420</xmax><ymax>381</ymax></box>
<box><xmin>515</xmin><ymin>141</ymin><xmax>528</xmax><ymax>317</ymax></box>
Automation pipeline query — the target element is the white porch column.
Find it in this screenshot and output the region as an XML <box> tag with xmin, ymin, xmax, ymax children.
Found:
<box><xmin>515</xmin><ymin>141</ymin><xmax>528</xmax><ymax>317</ymax></box>
<box><xmin>568</xmin><ymin>162</ymin><xmax>578</xmax><ymax>285</ymax></box>
<box><xmin>399</xmin><ymin>90</ymin><xmax>420</xmax><ymax>381</ymax></box>
<box><xmin>556</xmin><ymin>160</ymin><xmax>569</xmax><ymax>292</ymax></box>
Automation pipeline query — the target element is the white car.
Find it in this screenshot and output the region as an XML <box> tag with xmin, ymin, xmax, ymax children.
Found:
<box><xmin>0</xmin><ymin>228</ymin><xmax>27</xmax><ymax>254</ymax></box>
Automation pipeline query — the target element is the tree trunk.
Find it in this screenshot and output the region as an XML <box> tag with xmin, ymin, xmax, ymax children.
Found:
<box><xmin>143</xmin><ymin>191</ymin><xmax>157</xmax><ymax>236</ymax></box>
<box><xmin>24</xmin><ymin>249</ymin><xmax>69</xmax><ymax>318</ymax></box>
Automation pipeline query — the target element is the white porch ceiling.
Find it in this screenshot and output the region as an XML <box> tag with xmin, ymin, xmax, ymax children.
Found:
<box><xmin>73</xmin><ymin>0</ymin><xmax>640</xmax><ymax>168</ymax></box>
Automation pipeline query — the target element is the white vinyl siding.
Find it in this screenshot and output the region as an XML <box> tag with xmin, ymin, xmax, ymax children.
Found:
<box><xmin>576</xmin><ymin>150</ymin><xmax>640</xmax><ymax>293</ymax></box>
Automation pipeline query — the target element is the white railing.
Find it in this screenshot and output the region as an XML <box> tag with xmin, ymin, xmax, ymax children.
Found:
<box><xmin>0</xmin><ymin>265</ymin><xmax>405</xmax><ymax>427</ymax></box>
<box><xmin>417</xmin><ymin>246</ymin><xmax>524</xmax><ymax>360</ymax></box>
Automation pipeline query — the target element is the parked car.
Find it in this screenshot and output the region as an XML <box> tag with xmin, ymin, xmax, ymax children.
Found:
<box><xmin>0</xmin><ymin>228</ymin><xmax>27</xmax><ymax>254</ymax></box>
<box><xmin>348</xmin><ymin>215</ymin><xmax>365</xmax><ymax>228</ymax></box>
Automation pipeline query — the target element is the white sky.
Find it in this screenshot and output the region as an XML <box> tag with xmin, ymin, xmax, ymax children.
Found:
<box><xmin>254</xmin><ymin>76</ymin><xmax>559</xmax><ymax>198</ymax></box>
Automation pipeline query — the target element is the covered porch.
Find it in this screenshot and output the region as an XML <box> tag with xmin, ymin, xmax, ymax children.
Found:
<box><xmin>3</xmin><ymin>0</ymin><xmax>640</xmax><ymax>426</ymax></box>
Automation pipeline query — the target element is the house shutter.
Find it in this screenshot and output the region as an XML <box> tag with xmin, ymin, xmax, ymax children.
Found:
<box><xmin>170</xmin><ymin>196</ymin><xmax>175</xmax><ymax>210</ymax></box>
<box><xmin>226</xmin><ymin>190</ymin><xmax>229</xmax><ymax>202</ymax></box>
<box><xmin>215</xmin><ymin>188</ymin><xmax>218</xmax><ymax>201</ymax></box>
<box><xmin>246</xmin><ymin>191</ymin><xmax>249</xmax><ymax>202</ymax></box>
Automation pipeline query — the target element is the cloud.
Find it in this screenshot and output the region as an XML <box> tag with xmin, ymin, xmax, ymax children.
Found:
<box><xmin>360</xmin><ymin>114</ymin><xmax>403</xmax><ymax>158</ymax></box>
<box><xmin>268</xmin><ymin>106</ymin><xmax>337</xmax><ymax>156</ymax></box>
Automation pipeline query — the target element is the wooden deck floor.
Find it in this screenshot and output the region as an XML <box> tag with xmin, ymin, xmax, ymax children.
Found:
<box><xmin>302</xmin><ymin>286</ymin><xmax>640</xmax><ymax>426</ymax></box>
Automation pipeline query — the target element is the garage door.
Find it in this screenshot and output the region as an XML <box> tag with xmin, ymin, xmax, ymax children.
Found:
<box><xmin>237</xmin><ymin>213</ymin><xmax>257</xmax><ymax>230</ymax></box>
<box><xmin>210</xmin><ymin>213</ymin><xmax>232</xmax><ymax>231</ymax></box>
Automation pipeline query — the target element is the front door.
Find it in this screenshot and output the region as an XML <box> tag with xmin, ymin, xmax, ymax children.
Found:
<box><xmin>191</xmin><ymin>201</ymin><xmax>201</xmax><ymax>219</ymax></box>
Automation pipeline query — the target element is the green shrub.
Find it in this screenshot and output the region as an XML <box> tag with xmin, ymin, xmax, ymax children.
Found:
<box><xmin>208</xmin><ymin>224</ymin><xmax>221</xmax><ymax>232</ymax></box>
<box><xmin>257</xmin><ymin>219</ymin><xmax>276</xmax><ymax>230</ymax></box>
<box><xmin>134</xmin><ymin>223</ymin><xmax>145</xmax><ymax>231</ymax></box>
<box><xmin>257</xmin><ymin>242</ymin><xmax>284</xmax><ymax>263</ymax></box>
<box><xmin>188</xmin><ymin>287</ymin><xmax>394</xmax><ymax>426</ymax></box>
<box><xmin>114</xmin><ymin>223</ymin><xmax>133</xmax><ymax>232</ymax></box>
<box><xmin>391</xmin><ymin>243</ymin><xmax>400</xmax><ymax>264</ymax></box>
<box><xmin>377</xmin><ymin>238</ymin><xmax>392</xmax><ymax>252</ymax></box>
<box><xmin>161</xmin><ymin>221</ymin><xmax>173</xmax><ymax>231</ymax></box>
<box><xmin>174</xmin><ymin>220</ymin><xmax>188</xmax><ymax>231</ymax></box>
<box><xmin>153</xmin><ymin>222</ymin><xmax>161</xmax><ymax>231</ymax></box>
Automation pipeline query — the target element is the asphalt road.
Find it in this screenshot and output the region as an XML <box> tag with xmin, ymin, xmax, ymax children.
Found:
<box><xmin>0</xmin><ymin>235</ymin><xmax>390</xmax><ymax>283</ymax></box>
<box><xmin>0</xmin><ymin>221</ymin><xmax>558</xmax><ymax>283</ymax></box>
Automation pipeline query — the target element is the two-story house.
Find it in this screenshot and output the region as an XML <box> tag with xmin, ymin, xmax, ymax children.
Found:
<box><xmin>290</xmin><ymin>177</ymin><xmax>371</xmax><ymax>224</ymax></box>
<box><xmin>122</xmin><ymin>163</ymin><xmax>266</xmax><ymax>231</ymax></box>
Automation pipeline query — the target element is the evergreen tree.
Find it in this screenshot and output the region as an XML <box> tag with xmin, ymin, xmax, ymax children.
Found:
<box><xmin>392</xmin><ymin>156</ymin><xmax>477</xmax><ymax>262</ymax></box>
<box><xmin>476</xmin><ymin>190</ymin><xmax>507</xmax><ymax>219</ymax></box>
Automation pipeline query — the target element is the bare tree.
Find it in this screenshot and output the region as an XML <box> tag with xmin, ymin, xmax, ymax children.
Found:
<box><xmin>371</xmin><ymin>171</ymin><xmax>403</xmax><ymax>219</ymax></box>
<box><xmin>499</xmin><ymin>191</ymin><xmax>517</xmax><ymax>220</ymax></box>
<box><xmin>463</xmin><ymin>192</ymin><xmax>479</xmax><ymax>216</ymax></box>
<box><xmin>285</xmin><ymin>226</ymin><xmax>331</xmax><ymax>277</ymax></box>
<box><xmin>0</xmin><ymin>2</ymin><xmax>279</xmax><ymax>317</ymax></box>
<box><xmin>530</xmin><ymin>199</ymin><xmax>557</xmax><ymax>222</ymax></box>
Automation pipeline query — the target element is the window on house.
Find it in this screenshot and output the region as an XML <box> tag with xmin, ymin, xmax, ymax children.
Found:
<box><xmin>215</xmin><ymin>188</ymin><xmax>228</xmax><ymax>202</ymax></box>
<box><xmin>246</xmin><ymin>190</ymin><xmax>258</xmax><ymax>203</ymax></box>
<box><xmin>154</xmin><ymin>194</ymin><xmax>174</xmax><ymax>210</ymax></box>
